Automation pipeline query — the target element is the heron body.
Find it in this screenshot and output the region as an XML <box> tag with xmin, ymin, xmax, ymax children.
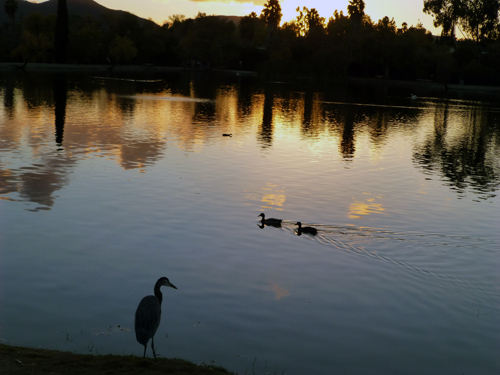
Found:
<box><xmin>295</xmin><ymin>222</ymin><xmax>318</xmax><ymax>235</ymax></box>
<box><xmin>258</xmin><ymin>213</ymin><xmax>282</xmax><ymax>227</ymax></box>
<box><xmin>135</xmin><ymin>277</ymin><xmax>177</xmax><ymax>359</ymax></box>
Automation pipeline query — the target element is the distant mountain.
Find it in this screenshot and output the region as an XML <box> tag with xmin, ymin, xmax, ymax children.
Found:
<box><xmin>0</xmin><ymin>0</ymin><xmax>156</xmax><ymax>26</ymax></box>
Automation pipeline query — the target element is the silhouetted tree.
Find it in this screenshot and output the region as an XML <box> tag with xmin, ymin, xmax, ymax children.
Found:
<box><xmin>460</xmin><ymin>0</ymin><xmax>500</xmax><ymax>41</ymax></box>
<box><xmin>424</xmin><ymin>0</ymin><xmax>500</xmax><ymax>41</ymax></box>
<box><xmin>290</xmin><ymin>7</ymin><xmax>307</xmax><ymax>37</ymax></box>
<box><xmin>1</xmin><ymin>0</ymin><xmax>498</xmax><ymax>85</ymax></box>
<box><xmin>289</xmin><ymin>7</ymin><xmax>325</xmax><ymax>37</ymax></box>
<box><xmin>239</xmin><ymin>12</ymin><xmax>266</xmax><ymax>45</ymax></box>
<box><xmin>327</xmin><ymin>10</ymin><xmax>350</xmax><ymax>41</ymax></box>
<box><xmin>109</xmin><ymin>35</ymin><xmax>137</xmax><ymax>63</ymax></box>
<box><xmin>54</xmin><ymin>0</ymin><xmax>69</xmax><ymax>63</ymax></box>
<box><xmin>13</xmin><ymin>13</ymin><xmax>55</xmax><ymax>63</ymax></box>
<box><xmin>239</xmin><ymin>13</ymin><xmax>267</xmax><ymax>69</ymax></box>
<box><xmin>4</xmin><ymin>0</ymin><xmax>18</xmax><ymax>32</ymax></box>
<box><xmin>260</xmin><ymin>0</ymin><xmax>282</xmax><ymax>31</ymax></box>
<box><xmin>260</xmin><ymin>0</ymin><xmax>282</xmax><ymax>45</ymax></box>
<box><xmin>68</xmin><ymin>15</ymin><xmax>105</xmax><ymax>63</ymax></box>
<box><xmin>347</xmin><ymin>0</ymin><xmax>365</xmax><ymax>26</ymax></box>
<box><xmin>375</xmin><ymin>16</ymin><xmax>397</xmax><ymax>77</ymax></box>
<box><xmin>306</xmin><ymin>8</ymin><xmax>326</xmax><ymax>37</ymax></box>
<box><xmin>423</xmin><ymin>0</ymin><xmax>459</xmax><ymax>37</ymax></box>
<box><xmin>179</xmin><ymin>13</ymin><xmax>238</xmax><ymax>68</ymax></box>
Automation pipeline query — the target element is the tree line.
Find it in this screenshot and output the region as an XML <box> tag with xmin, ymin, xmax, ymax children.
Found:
<box><xmin>1</xmin><ymin>0</ymin><xmax>500</xmax><ymax>86</ymax></box>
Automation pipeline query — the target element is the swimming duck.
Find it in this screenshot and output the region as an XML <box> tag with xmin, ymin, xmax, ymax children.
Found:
<box><xmin>295</xmin><ymin>222</ymin><xmax>317</xmax><ymax>235</ymax></box>
<box><xmin>258</xmin><ymin>213</ymin><xmax>282</xmax><ymax>227</ymax></box>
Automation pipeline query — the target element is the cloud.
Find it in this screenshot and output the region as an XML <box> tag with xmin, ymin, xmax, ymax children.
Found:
<box><xmin>186</xmin><ymin>0</ymin><xmax>267</xmax><ymax>5</ymax></box>
<box><xmin>189</xmin><ymin>0</ymin><xmax>267</xmax><ymax>6</ymax></box>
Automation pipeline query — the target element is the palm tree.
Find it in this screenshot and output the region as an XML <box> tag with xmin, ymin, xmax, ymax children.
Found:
<box><xmin>260</xmin><ymin>0</ymin><xmax>282</xmax><ymax>32</ymax></box>
<box><xmin>54</xmin><ymin>0</ymin><xmax>69</xmax><ymax>63</ymax></box>
<box><xmin>4</xmin><ymin>0</ymin><xmax>19</xmax><ymax>33</ymax></box>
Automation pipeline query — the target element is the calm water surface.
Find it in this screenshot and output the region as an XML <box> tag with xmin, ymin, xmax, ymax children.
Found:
<box><xmin>1</xmin><ymin>71</ymin><xmax>499</xmax><ymax>374</ymax></box>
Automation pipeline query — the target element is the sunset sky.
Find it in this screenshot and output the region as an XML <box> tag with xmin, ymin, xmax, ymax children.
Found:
<box><xmin>33</xmin><ymin>0</ymin><xmax>441</xmax><ymax>34</ymax></box>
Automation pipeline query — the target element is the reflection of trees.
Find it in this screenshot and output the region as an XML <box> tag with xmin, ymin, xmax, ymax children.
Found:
<box><xmin>0</xmin><ymin>73</ymin><xmax>75</xmax><ymax>209</ymax></box>
<box><xmin>119</xmin><ymin>140</ymin><xmax>166</xmax><ymax>170</ymax></box>
<box><xmin>3</xmin><ymin>76</ymin><xmax>15</xmax><ymax>118</ymax></box>
<box><xmin>258</xmin><ymin>85</ymin><xmax>274</xmax><ymax>147</ymax></box>
<box><xmin>116</xmin><ymin>95</ymin><xmax>136</xmax><ymax>114</ymax></box>
<box><xmin>17</xmin><ymin>158</ymin><xmax>74</xmax><ymax>207</ymax></box>
<box><xmin>0</xmin><ymin>72</ymin><xmax>170</xmax><ymax>210</ymax></box>
<box><xmin>0</xmin><ymin>145</ymin><xmax>76</xmax><ymax>208</ymax></box>
<box><xmin>340</xmin><ymin>107</ymin><xmax>356</xmax><ymax>159</ymax></box>
<box><xmin>413</xmin><ymin>103</ymin><xmax>500</xmax><ymax>199</ymax></box>
<box><xmin>237</xmin><ymin>77</ymin><xmax>254</xmax><ymax>119</ymax></box>
<box><xmin>192</xmin><ymin>101</ymin><xmax>215</xmax><ymax>127</ymax></box>
<box><xmin>53</xmin><ymin>73</ymin><xmax>67</xmax><ymax>147</ymax></box>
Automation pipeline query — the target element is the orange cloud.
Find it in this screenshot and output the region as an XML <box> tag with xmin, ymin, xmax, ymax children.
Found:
<box><xmin>188</xmin><ymin>0</ymin><xmax>266</xmax><ymax>4</ymax></box>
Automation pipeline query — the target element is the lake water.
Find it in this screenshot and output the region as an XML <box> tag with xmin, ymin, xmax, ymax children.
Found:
<box><xmin>1</xmin><ymin>71</ymin><xmax>499</xmax><ymax>374</ymax></box>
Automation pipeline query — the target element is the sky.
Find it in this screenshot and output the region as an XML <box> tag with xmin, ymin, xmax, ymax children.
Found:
<box><xmin>33</xmin><ymin>0</ymin><xmax>441</xmax><ymax>34</ymax></box>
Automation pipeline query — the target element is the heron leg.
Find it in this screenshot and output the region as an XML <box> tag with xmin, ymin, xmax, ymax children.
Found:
<box><xmin>151</xmin><ymin>336</ymin><xmax>156</xmax><ymax>360</ymax></box>
<box><xmin>142</xmin><ymin>344</ymin><xmax>146</xmax><ymax>358</ymax></box>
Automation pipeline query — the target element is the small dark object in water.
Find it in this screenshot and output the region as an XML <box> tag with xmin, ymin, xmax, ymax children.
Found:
<box><xmin>295</xmin><ymin>222</ymin><xmax>317</xmax><ymax>235</ymax></box>
<box><xmin>258</xmin><ymin>212</ymin><xmax>282</xmax><ymax>227</ymax></box>
<box><xmin>222</xmin><ymin>133</ymin><xmax>232</xmax><ymax>137</ymax></box>
<box><xmin>135</xmin><ymin>277</ymin><xmax>177</xmax><ymax>359</ymax></box>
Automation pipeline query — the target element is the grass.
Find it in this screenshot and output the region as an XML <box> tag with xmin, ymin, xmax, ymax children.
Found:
<box><xmin>0</xmin><ymin>344</ymin><xmax>234</xmax><ymax>375</ymax></box>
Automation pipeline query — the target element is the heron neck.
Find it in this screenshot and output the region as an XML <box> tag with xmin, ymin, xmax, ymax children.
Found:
<box><xmin>154</xmin><ymin>285</ymin><xmax>163</xmax><ymax>305</ymax></box>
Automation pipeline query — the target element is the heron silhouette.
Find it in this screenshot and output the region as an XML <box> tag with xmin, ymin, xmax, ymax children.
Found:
<box><xmin>295</xmin><ymin>222</ymin><xmax>318</xmax><ymax>235</ymax></box>
<box><xmin>135</xmin><ymin>277</ymin><xmax>177</xmax><ymax>359</ymax></box>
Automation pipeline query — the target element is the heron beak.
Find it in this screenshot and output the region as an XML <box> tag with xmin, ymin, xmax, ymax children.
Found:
<box><xmin>168</xmin><ymin>282</ymin><xmax>178</xmax><ymax>289</ymax></box>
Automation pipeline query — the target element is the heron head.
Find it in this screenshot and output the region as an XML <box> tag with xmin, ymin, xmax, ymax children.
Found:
<box><xmin>258</xmin><ymin>213</ymin><xmax>265</xmax><ymax>218</ymax></box>
<box><xmin>159</xmin><ymin>277</ymin><xmax>177</xmax><ymax>290</ymax></box>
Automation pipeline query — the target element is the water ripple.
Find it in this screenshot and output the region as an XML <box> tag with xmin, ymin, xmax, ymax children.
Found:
<box><xmin>262</xmin><ymin>221</ymin><xmax>499</xmax><ymax>298</ymax></box>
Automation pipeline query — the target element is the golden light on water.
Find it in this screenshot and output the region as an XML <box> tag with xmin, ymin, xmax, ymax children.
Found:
<box><xmin>260</xmin><ymin>183</ymin><xmax>286</xmax><ymax>211</ymax></box>
<box><xmin>268</xmin><ymin>280</ymin><xmax>291</xmax><ymax>300</ymax></box>
<box><xmin>348</xmin><ymin>194</ymin><xmax>385</xmax><ymax>219</ymax></box>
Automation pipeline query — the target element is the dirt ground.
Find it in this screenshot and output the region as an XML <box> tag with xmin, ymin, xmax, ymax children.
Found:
<box><xmin>0</xmin><ymin>344</ymin><xmax>234</xmax><ymax>375</ymax></box>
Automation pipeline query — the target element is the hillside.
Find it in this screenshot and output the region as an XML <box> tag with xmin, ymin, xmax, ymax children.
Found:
<box><xmin>0</xmin><ymin>0</ymin><xmax>157</xmax><ymax>26</ymax></box>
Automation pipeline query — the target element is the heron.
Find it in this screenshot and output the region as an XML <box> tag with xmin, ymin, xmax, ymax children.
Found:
<box><xmin>135</xmin><ymin>276</ymin><xmax>177</xmax><ymax>359</ymax></box>
<box><xmin>295</xmin><ymin>222</ymin><xmax>317</xmax><ymax>235</ymax></box>
<box><xmin>258</xmin><ymin>212</ymin><xmax>283</xmax><ymax>227</ymax></box>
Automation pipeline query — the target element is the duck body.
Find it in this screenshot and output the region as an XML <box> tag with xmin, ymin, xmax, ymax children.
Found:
<box><xmin>295</xmin><ymin>221</ymin><xmax>318</xmax><ymax>235</ymax></box>
<box><xmin>258</xmin><ymin>213</ymin><xmax>282</xmax><ymax>227</ymax></box>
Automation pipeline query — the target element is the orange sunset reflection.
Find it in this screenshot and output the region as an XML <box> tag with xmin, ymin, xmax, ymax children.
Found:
<box><xmin>348</xmin><ymin>194</ymin><xmax>386</xmax><ymax>219</ymax></box>
<box><xmin>260</xmin><ymin>183</ymin><xmax>286</xmax><ymax>211</ymax></box>
<box><xmin>1</xmin><ymin>72</ymin><xmax>499</xmax><ymax>210</ymax></box>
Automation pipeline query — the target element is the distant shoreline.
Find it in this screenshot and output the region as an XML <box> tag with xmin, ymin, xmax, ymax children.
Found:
<box><xmin>0</xmin><ymin>62</ymin><xmax>256</xmax><ymax>76</ymax></box>
<box><xmin>347</xmin><ymin>76</ymin><xmax>500</xmax><ymax>94</ymax></box>
<box><xmin>0</xmin><ymin>62</ymin><xmax>184</xmax><ymax>73</ymax></box>
<box><xmin>1</xmin><ymin>62</ymin><xmax>499</xmax><ymax>93</ymax></box>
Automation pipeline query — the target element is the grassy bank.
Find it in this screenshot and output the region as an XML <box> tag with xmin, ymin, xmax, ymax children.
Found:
<box><xmin>0</xmin><ymin>344</ymin><xmax>234</xmax><ymax>375</ymax></box>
